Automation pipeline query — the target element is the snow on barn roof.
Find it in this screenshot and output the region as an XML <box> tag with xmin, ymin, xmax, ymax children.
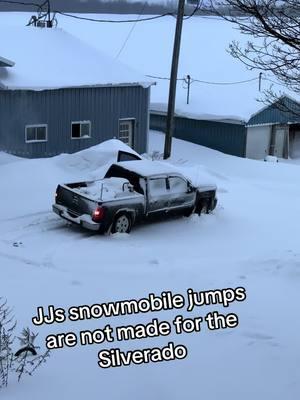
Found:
<box><xmin>0</xmin><ymin>26</ymin><xmax>153</xmax><ymax>91</ymax></box>
<box><xmin>150</xmin><ymin>102</ymin><xmax>245</xmax><ymax>124</ymax></box>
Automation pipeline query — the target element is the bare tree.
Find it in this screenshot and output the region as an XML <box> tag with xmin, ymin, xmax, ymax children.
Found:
<box><xmin>213</xmin><ymin>0</ymin><xmax>300</xmax><ymax>105</ymax></box>
<box><xmin>0</xmin><ymin>298</ymin><xmax>50</xmax><ymax>390</ymax></box>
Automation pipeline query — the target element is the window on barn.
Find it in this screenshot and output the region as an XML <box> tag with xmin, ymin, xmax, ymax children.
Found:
<box><xmin>71</xmin><ymin>121</ymin><xmax>91</xmax><ymax>139</ymax></box>
<box><xmin>119</xmin><ymin>119</ymin><xmax>135</xmax><ymax>148</ymax></box>
<box><xmin>25</xmin><ymin>125</ymin><xmax>47</xmax><ymax>143</ymax></box>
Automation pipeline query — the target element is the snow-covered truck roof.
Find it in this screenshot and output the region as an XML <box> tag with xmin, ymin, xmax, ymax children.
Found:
<box><xmin>0</xmin><ymin>26</ymin><xmax>154</xmax><ymax>91</ymax></box>
<box><xmin>112</xmin><ymin>160</ymin><xmax>183</xmax><ymax>178</ymax></box>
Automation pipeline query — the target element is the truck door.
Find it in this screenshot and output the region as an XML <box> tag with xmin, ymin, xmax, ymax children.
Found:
<box><xmin>147</xmin><ymin>177</ymin><xmax>169</xmax><ymax>215</ymax></box>
<box><xmin>168</xmin><ymin>176</ymin><xmax>195</xmax><ymax>210</ymax></box>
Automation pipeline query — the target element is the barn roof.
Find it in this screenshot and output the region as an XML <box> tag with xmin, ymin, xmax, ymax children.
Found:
<box><xmin>247</xmin><ymin>95</ymin><xmax>300</xmax><ymax>127</ymax></box>
<box><xmin>150</xmin><ymin>102</ymin><xmax>245</xmax><ymax>124</ymax></box>
<box><xmin>0</xmin><ymin>56</ymin><xmax>14</xmax><ymax>67</ymax></box>
<box><xmin>0</xmin><ymin>26</ymin><xmax>153</xmax><ymax>91</ymax></box>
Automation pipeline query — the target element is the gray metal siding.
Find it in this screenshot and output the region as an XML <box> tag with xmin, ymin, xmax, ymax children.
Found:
<box><xmin>150</xmin><ymin>114</ymin><xmax>247</xmax><ymax>157</ymax></box>
<box><xmin>247</xmin><ymin>96</ymin><xmax>300</xmax><ymax>126</ymax></box>
<box><xmin>0</xmin><ymin>85</ymin><xmax>150</xmax><ymax>158</ymax></box>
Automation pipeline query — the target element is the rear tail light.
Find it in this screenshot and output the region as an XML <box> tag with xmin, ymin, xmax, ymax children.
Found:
<box><xmin>92</xmin><ymin>206</ymin><xmax>105</xmax><ymax>222</ymax></box>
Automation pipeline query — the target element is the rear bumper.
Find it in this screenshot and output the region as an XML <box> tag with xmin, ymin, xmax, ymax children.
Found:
<box><xmin>52</xmin><ymin>204</ymin><xmax>101</xmax><ymax>232</ymax></box>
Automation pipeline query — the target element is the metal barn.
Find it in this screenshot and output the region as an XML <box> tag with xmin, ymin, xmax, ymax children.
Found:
<box><xmin>0</xmin><ymin>26</ymin><xmax>153</xmax><ymax>158</ymax></box>
<box><xmin>246</xmin><ymin>95</ymin><xmax>300</xmax><ymax>159</ymax></box>
<box><xmin>150</xmin><ymin>107</ymin><xmax>247</xmax><ymax>157</ymax></box>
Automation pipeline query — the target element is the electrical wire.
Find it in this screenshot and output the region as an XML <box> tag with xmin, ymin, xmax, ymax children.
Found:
<box><xmin>146</xmin><ymin>74</ymin><xmax>185</xmax><ymax>81</ymax></box>
<box><xmin>192</xmin><ymin>76</ymin><xmax>259</xmax><ymax>85</ymax></box>
<box><xmin>54</xmin><ymin>11</ymin><xmax>175</xmax><ymax>24</ymax></box>
<box><xmin>115</xmin><ymin>2</ymin><xmax>148</xmax><ymax>59</ymax></box>
<box><xmin>146</xmin><ymin>74</ymin><xmax>260</xmax><ymax>85</ymax></box>
<box><xmin>184</xmin><ymin>0</ymin><xmax>203</xmax><ymax>20</ymax></box>
<box><xmin>0</xmin><ymin>0</ymin><xmax>44</xmax><ymax>6</ymax></box>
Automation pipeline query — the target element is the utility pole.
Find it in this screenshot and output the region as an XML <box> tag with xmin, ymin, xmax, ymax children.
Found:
<box><xmin>259</xmin><ymin>72</ymin><xmax>262</xmax><ymax>92</ymax></box>
<box><xmin>46</xmin><ymin>0</ymin><xmax>52</xmax><ymax>28</ymax></box>
<box><xmin>163</xmin><ymin>0</ymin><xmax>186</xmax><ymax>159</ymax></box>
<box><xmin>186</xmin><ymin>74</ymin><xmax>191</xmax><ymax>104</ymax></box>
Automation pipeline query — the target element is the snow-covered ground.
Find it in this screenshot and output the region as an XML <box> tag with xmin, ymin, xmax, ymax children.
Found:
<box><xmin>1</xmin><ymin>131</ymin><xmax>300</xmax><ymax>399</ymax></box>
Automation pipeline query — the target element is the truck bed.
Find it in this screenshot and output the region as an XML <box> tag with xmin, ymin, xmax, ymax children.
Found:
<box><xmin>54</xmin><ymin>176</ymin><xmax>145</xmax><ymax>232</ymax></box>
<box><xmin>69</xmin><ymin>177</ymin><xmax>143</xmax><ymax>202</ymax></box>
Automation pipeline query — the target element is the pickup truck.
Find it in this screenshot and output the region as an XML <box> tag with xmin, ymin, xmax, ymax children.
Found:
<box><xmin>53</xmin><ymin>160</ymin><xmax>217</xmax><ymax>234</ymax></box>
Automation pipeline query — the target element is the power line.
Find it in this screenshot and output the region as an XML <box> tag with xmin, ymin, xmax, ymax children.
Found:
<box><xmin>0</xmin><ymin>0</ymin><xmax>45</xmax><ymax>8</ymax></box>
<box><xmin>115</xmin><ymin>2</ymin><xmax>148</xmax><ymax>59</ymax></box>
<box><xmin>146</xmin><ymin>74</ymin><xmax>185</xmax><ymax>81</ymax></box>
<box><xmin>146</xmin><ymin>74</ymin><xmax>259</xmax><ymax>85</ymax></box>
<box><xmin>184</xmin><ymin>0</ymin><xmax>203</xmax><ymax>20</ymax></box>
<box><xmin>55</xmin><ymin>11</ymin><xmax>175</xmax><ymax>24</ymax></box>
<box><xmin>192</xmin><ymin>76</ymin><xmax>259</xmax><ymax>85</ymax></box>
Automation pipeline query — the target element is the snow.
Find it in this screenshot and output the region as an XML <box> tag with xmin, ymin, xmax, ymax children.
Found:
<box><xmin>1</xmin><ymin>132</ymin><xmax>300</xmax><ymax>399</ymax></box>
<box><xmin>0</xmin><ymin>26</ymin><xmax>153</xmax><ymax>90</ymax></box>
<box><xmin>39</xmin><ymin>12</ymin><xmax>299</xmax><ymax>120</ymax></box>
<box><xmin>116</xmin><ymin>159</ymin><xmax>184</xmax><ymax>177</ymax></box>
<box><xmin>0</xmin><ymin>13</ymin><xmax>297</xmax><ymax>117</ymax></box>
<box><xmin>1</xmin><ymin>10</ymin><xmax>300</xmax><ymax>400</ymax></box>
<box><xmin>73</xmin><ymin>177</ymin><xmax>142</xmax><ymax>201</ymax></box>
<box><xmin>264</xmin><ymin>155</ymin><xmax>278</xmax><ymax>163</ymax></box>
<box><xmin>151</xmin><ymin>102</ymin><xmax>245</xmax><ymax>123</ymax></box>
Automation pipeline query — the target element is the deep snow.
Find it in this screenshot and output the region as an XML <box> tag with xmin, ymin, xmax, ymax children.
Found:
<box><xmin>1</xmin><ymin>132</ymin><xmax>300</xmax><ymax>399</ymax></box>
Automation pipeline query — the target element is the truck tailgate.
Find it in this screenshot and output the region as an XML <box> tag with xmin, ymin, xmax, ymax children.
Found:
<box><xmin>55</xmin><ymin>184</ymin><xmax>96</xmax><ymax>217</ymax></box>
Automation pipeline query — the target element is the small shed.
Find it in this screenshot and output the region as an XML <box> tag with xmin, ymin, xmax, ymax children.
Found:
<box><xmin>0</xmin><ymin>26</ymin><xmax>153</xmax><ymax>158</ymax></box>
<box><xmin>246</xmin><ymin>95</ymin><xmax>300</xmax><ymax>159</ymax></box>
<box><xmin>150</xmin><ymin>104</ymin><xmax>247</xmax><ymax>157</ymax></box>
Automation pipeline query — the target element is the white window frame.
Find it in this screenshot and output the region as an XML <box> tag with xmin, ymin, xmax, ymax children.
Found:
<box><xmin>25</xmin><ymin>124</ymin><xmax>48</xmax><ymax>143</ymax></box>
<box><xmin>71</xmin><ymin>120</ymin><xmax>91</xmax><ymax>140</ymax></box>
<box><xmin>118</xmin><ymin>118</ymin><xmax>135</xmax><ymax>148</ymax></box>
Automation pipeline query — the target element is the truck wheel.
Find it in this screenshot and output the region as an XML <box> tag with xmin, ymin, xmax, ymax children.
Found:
<box><xmin>112</xmin><ymin>213</ymin><xmax>132</xmax><ymax>234</ymax></box>
<box><xmin>183</xmin><ymin>207</ymin><xmax>194</xmax><ymax>217</ymax></box>
<box><xmin>196</xmin><ymin>200</ymin><xmax>207</xmax><ymax>216</ymax></box>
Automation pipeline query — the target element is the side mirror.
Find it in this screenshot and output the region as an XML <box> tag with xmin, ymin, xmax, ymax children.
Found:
<box><xmin>187</xmin><ymin>181</ymin><xmax>194</xmax><ymax>193</ymax></box>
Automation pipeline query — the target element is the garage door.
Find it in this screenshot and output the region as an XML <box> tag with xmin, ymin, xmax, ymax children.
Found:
<box><xmin>290</xmin><ymin>131</ymin><xmax>300</xmax><ymax>158</ymax></box>
<box><xmin>246</xmin><ymin>126</ymin><xmax>271</xmax><ymax>159</ymax></box>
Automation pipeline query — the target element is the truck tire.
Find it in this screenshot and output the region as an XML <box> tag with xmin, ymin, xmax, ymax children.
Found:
<box><xmin>111</xmin><ymin>213</ymin><xmax>132</xmax><ymax>234</ymax></box>
<box><xmin>183</xmin><ymin>206</ymin><xmax>194</xmax><ymax>217</ymax></box>
<box><xmin>196</xmin><ymin>199</ymin><xmax>208</xmax><ymax>216</ymax></box>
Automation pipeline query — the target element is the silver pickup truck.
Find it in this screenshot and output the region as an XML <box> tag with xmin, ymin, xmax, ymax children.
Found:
<box><xmin>53</xmin><ymin>160</ymin><xmax>217</xmax><ymax>234</ymax></box>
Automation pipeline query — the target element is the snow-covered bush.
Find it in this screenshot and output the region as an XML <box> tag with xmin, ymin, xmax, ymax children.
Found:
<box><xmin>145</xmin><ymin>150</ymin><xmax>163</xmax><ymax>161</ymax></box>
<box><xmin>0</xmin><ymin>298</ymin><xmax>50</xmax><ymax>389</ymax></box>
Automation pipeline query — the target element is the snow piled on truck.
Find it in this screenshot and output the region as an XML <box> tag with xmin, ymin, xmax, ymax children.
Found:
<box><xmin>73</xmin><ymin>177</ymin><xmax>142</xmax><ymax>202</ymax></box>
